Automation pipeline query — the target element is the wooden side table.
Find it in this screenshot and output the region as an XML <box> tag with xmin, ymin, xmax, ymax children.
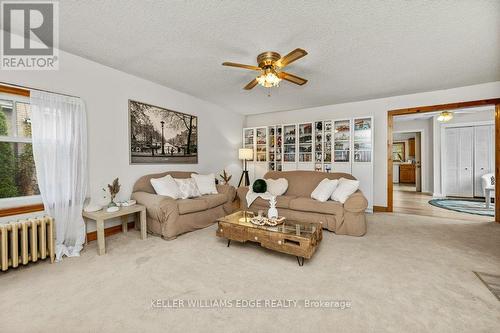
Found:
<box><xmin>83</xmin><ymin>204</ymin><xmax>147</xmax><ymax>255</ymax></box>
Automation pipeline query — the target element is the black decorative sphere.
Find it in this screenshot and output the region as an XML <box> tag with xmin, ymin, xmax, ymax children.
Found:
<box><xmin>252</xmin><ymin>179</ymin><xmax>267</xmax><ymax>193</ymax></box>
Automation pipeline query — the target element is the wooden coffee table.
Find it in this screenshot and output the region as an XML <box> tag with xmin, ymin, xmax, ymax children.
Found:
<box><xmin>216</xmin><ymin>211</ymin><xmax>322</xmax><ymax>266</ymax></box>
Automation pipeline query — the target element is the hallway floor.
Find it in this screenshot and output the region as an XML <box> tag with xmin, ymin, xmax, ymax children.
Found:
<box><xmin>393</xmin><ymin>184</ymin><xmax>492</xmax><ymax>222</ymax></box>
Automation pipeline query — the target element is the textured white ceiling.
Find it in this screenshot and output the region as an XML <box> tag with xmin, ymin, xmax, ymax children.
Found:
<box><xmin>59</xmin><ymin>0</ymin><xmax>500</xmax><ymax>114</ymax></box>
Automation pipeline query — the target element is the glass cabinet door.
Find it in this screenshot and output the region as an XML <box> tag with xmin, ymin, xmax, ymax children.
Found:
<box><xmin>283</xmin><ymin>125</ymin><xmax>296</xmax><ymax>162</ymax></box>
<box><xmin>314</xmin><ymin>121</ymin><xmax>323</xmax><ymax>171</ymax></box>
<box><xmin>298</xmin><ymin>123</ymin><xmax>313</xmax><ymax>162</ymax></box>
<box><xmin>353</xmin><ymin>118</ymin><xmax>372</xmax><ymax>162</ymax></box>
<box><xmin>268</xmin><ymin>126</ymin><xmax>275</xmax><ymax>170</ymax></box>
<box><xmin>276</xmin><ymin>126</ymin><xmax>283</xmax><ymax>171</ymax></box>
<box><xmin>256</xmin><ymin>127</ymin><xmax>267</xmax><ymax>162</ymax></box>
<box><xmin>334</xmin><ymin>120</ymin><xmax>350</xmax><ymax>163</ymax></box>
<box><xmin>323</xmin><ymin>121</ymin><xmax>332</xmax><ymax>172</ymax></box>
<box><xmin>243</xmin><ymin>128</ymin><xmax>255</xmax><ymax>161</ymax></box>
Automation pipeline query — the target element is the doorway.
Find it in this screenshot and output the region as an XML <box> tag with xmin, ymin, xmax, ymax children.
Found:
<box><xmin>387</xmin><ymin>99</ymin><xmax>500</xmax><ymax>222</ymax></box>
<box><xmin>392</xmin><ymin>130</ymin><xmax>422</xmax><ymax>194</ymax></box>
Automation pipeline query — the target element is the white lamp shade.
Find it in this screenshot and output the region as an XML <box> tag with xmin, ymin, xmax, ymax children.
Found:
<box><xmin>239</xmin><ymin>148</ymin><xmax>253</xmax><ymax>160</ymax></box>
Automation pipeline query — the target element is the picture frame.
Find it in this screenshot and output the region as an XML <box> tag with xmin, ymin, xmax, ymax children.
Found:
<box><xmin>129</xmin><ymin>100</ymin><xmax>198</xmax><ymax>164</ymax></box>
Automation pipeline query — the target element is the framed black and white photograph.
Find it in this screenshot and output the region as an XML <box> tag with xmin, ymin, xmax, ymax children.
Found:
<box><xmin>129</xmin><ymin>100</ymin><xmax>198</xmax><ymax>164</ymax></box>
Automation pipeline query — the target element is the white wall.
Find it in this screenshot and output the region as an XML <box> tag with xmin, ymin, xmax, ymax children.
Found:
<box><xmin>394</xmin><ymin>118</ymin><xmax>433</xmax><ymax>193</ymax></box>
<box><xmin>245</xmin><ymin>82</ymin><xmax>500</xmax><ymax>207</ymax></box>
<box><xmin>0</xmin><ymin>49</ymin><xmax>244</xmax><ymax>228</ymax></box>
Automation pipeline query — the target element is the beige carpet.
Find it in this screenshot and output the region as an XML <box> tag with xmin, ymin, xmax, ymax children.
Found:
<box><xmin>1</xmin><ymin>213</ymin><xmax>500</xmax><ymax>333</ymax></box>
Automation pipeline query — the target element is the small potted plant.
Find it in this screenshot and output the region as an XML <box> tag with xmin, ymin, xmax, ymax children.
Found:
<box><xmin>219</xmin><ymin>169</ymin><xmax>232</xmax><ymax>185</ymax></box>
<box><xmin>103</xmin><ymin>178</ymin><xmax>121</xmax><ymax>207</ymax></box>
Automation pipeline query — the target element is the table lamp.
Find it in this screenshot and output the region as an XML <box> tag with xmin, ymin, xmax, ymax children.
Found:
<box><xmin>238</xmin><ymin>148</ymin><xmax>253</xmax><ymax>187</ymax></box>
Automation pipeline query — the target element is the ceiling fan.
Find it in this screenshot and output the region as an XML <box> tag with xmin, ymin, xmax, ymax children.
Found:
<box><xmin>222</xmin><ymin>48</ymin><xmax>308</xmax><ymax>90</ymax></box>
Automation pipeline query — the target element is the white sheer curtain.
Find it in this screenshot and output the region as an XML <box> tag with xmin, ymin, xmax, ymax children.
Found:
<box><xmin>30</xmin><ymin>90</ymin><xmax>88</xmax><ymax>261</ymax></box>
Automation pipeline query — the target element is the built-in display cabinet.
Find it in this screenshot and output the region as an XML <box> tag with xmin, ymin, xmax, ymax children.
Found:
<box><xmin>268</xmin><ymin>125</ymin><xmax>283</xmax><ymax>171</ymax></box>
<box><xmin>314</xmin><ymin>120</ymin><xmax>333</xmax><ymax>172</ymax></box>
<box><xmin>243</xmin><ymin>116</ymin><xmax>374</xmax><ymax>211</ymax></box>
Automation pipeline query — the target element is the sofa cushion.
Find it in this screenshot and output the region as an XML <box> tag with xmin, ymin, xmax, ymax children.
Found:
<box><xmin>289</xmin><ymin>197</ymin><xmax>344</xmax><ymax>215</ymax></box>
<box><xmin>202</xmin><ymin>193</ymin><xmax>227</xmax><ymax>209</ymax></box>
<box><xmin>331</xmin><ymin>178</ymin><xmax>360</xmax><ymax>203</ymax></box>
<box><xmin>191</xmin><ymin>173</ymin><xmax>218</xmax><ymax>195</ymax></box>
<box><xmin>311</xmin><ymin>178</ymin><xmax>339</xmax><ymax>202</ymax></box>
<box><xmin>175</xmin><ymin>178</ymin><xmax>202</xmax><ymax>199</ymax></box>
<box><xmin>266</xmin><ymin>178</ymin><xmax>288</xmax><ymax>196</ymax></box>
<box><xmin>264</xmin><ymin>170</ymin><xmax>356</xmax><ymax>197</ymax></box>
<box><xmin>252</xmin><ymin>195</ymin><xmax>296</xmax><ymax>209</ymax></box>
<box><xmin>150</xmin><ymin>174</ymin><xmax>181</xmax><ymax>199</ymax></box>
<box><xmin>177</xmin><ymin>198</ymin><xmax>209</xmax><ymax>214</ymax></box>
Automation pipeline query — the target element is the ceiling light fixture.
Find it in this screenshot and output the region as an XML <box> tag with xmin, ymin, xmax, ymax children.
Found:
<box><xmin>256</xmin><ymin>67</ymin><xmax>281</xmax><ymax>88</ymax></box>
<box><xmin>437</xmin><ymin>111</ymin><xmax>453</xmax><ymax>122</ymax></box>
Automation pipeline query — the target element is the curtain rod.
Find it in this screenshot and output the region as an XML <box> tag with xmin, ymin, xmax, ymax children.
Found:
<box><xmin>0</xmin><ymin>81</ymin><xmax>80</xmax><ymax>99</ymax></box>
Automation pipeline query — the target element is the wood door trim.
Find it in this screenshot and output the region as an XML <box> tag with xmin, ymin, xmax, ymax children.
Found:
<box><xmin>496</xmin><ymin>104</ymin><xmax>500</xmax><ymax>222</ymax></box>
<box><xmin>0</xmin><ymin>84</ymin><xmax>30</xmax><ymax>97</ymax></box>
<box><xmin>0</xmin><ymin>204</ymin><xmax>44</xmax><ymax>217</ymax></box>
<box><xmin>387</xmin><ymin>98</ymin><xmax>500</xmax><ymax>222</ymax></box>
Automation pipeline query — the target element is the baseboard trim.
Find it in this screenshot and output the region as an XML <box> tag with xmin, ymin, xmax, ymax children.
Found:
<box><xmin>86</xmin><ymin>221</ymin><xmax>135</xmax><ymax>242</ymax></box>
<box><xmin>373</xmin><ymin>205</ymin><xmax>389</xmax><ymax>212</ymax></box>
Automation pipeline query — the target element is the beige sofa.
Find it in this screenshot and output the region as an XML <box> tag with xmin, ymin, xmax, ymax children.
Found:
<box><xmin>131</xmin><ymin>171</ymin><xmax>236</xmax><ymax>240</ymax></box>
<box><xmin>237</xmin><ymin>171</ymin><xmax>367</xmax><ymax>236</ymax></box>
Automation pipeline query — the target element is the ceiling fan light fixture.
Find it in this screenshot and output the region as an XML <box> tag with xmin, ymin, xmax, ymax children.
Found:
<box><xmin>256</xmin><ymin>68</ymin><xmax>281</xmax><ymax>88</ymax></box>
<box><xmin>222</xmin><ymin>48</ymin><xmax>308</xmax><ymax>90</ymax></box>
<box><xmin>437</xmin><ymin>111</ymin><xmax>453</xmax><ymax>122</ymax></box>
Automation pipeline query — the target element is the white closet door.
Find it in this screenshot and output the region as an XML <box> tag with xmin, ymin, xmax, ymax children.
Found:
<box><xmin>445</xmin><ymin>127</ymin><xmax>474</xmax><ymax>197</ymax></box>
<box><xmin>444</xmin><ymin>128</ymin><xmax>460</xmax><ymax>196</ymax></box>
<box><xmin>474</xmin><ymin>125</ymin><xmax>494</xmax><ymax>197</ymax></box>
<box><xmin>458</xmin><ymin>127</ymin><xmax>474</xmax><ymax>197</ymax></box>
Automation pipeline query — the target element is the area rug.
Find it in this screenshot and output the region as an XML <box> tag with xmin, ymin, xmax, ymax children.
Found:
<box><xmin>474</xmin><ymin>272</ymin><xmax>500</xmax><ymax>301</ymax></box>
<box><xmin>428</xmin><ymin>198</ymin><xmax>494</xmax><ymax>216</ymax></box>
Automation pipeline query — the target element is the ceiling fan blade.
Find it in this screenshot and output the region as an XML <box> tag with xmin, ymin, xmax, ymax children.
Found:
<box><xmin>222</xmin><ymin>62</ymin><xmax>261</xmax><ymax>71</ymax></box>
<box><xmin>279</xmin><ymin>72</ymin><xmax>308</xmax><ymax>85</ymax></box>
<box><xmin>243</xmin><ymin>79</ymin><xmax>258</xmax><ymax>90</ymax></box>
<box><xmin>275</xmin><ymin>48</ymin><xmax>308</xmax><ymax>68</ymax></box>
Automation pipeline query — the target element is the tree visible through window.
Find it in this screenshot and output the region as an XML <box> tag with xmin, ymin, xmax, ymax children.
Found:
<box><xmin>0</xmin><ymin>96</ymin><xmax>39</xmax><ymax>199</ymax></box>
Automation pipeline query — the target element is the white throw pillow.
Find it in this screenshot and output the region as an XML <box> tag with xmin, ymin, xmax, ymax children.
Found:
<box><xmin>331</xmin><ymin>178</ymin><xmax>360</xmax><ymax>203</ymax></box>
<box><xmin>311</xmin><ymin>178</ymin><xmax>339</xmax><ymax>202</ymax></box>
<box><xmin>191</xmin><ymin>173</ymin><xmax>218</xmax><ymax>195</ymax></box>
<box><xmin>150</xmin><ymin>175</ymin><xmax>181</xmax><ymax>199</ymax></box>
<box><xmin>174</xmin><ymin>178</ymin><xmax>202</xmax><ymax>199</ymax></box>
<box><xmin>266</xmin><ymin>178</ymin><xmax>288</xmax><ymax>196</ymax></box>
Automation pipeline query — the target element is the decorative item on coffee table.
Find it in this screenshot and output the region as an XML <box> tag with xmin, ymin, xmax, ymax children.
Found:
<box><xmin>268</xmin><ymin>196</ymin><xmax>278</xmax><ymax>219</ymax></box>
<box><xmin>217</xmin><ymin>210</ymin><xmax>322</xmax><ymax>266</ymax></box>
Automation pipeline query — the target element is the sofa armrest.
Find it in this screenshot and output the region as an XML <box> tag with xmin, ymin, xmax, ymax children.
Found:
<box><xmin>216</xmin><ymin>184</ymin><xmax>236</xmax><ymax>202</ymax></box>
<box><xmin>131</xmin><ymin>191</ymin><xmax>178</xmax><ymax>220</ymax></box>
<box><xmin>344</xmin><ymin>190</ymin><xmax>368</xmax><ymax>213</ymax></box>
<box><xmin>236</xmin><ymin>186</ymin><xmax>250</xmax><ymax>209</ymax></box>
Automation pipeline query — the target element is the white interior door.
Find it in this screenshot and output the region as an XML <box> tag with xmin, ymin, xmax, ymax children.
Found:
<box><xmin>444</xmin><ymin>127</ymin><xmax>474</xmax><ymax>197</ymax></box>
<box><xmin>458</xmin><ymin>127</ymin><xmax>474</xmax><ymax>197</ymax></box>
<box><xmin>474</xmin><ymin>125</ymin><xmax>494</xmax><ymax>197</ymax></box>
<box><xmin>444</xmin><ymin>128</ymin><xmax>460</xmax><ymax>196</ymax></box>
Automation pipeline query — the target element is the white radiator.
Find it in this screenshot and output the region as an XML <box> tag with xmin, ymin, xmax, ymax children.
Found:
<box><xmin>0</xmin><ymin>216</ymin><xmax>55</xmax><ymax>271</ymax></box>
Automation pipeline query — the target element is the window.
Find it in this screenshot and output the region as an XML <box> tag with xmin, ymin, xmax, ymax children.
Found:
<box><xmin>0</xmin><ymin>93</ymin><xmax>40</xmax><ymax>200</ymax></box>
<box><xmin>392</xmin><ymin>142</ymin><xmax>405</xmax><ymax>162</ymax></box>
